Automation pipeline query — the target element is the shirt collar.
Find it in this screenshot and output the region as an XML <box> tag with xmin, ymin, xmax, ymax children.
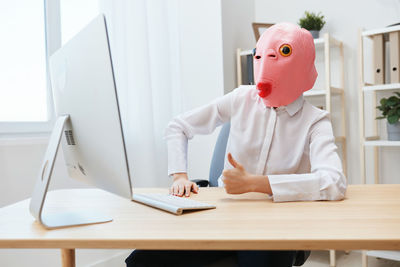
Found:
<box><xmin>275</xmin><ymin>94</ymin><xmax>304</xmax><ymax>116</ymax></box>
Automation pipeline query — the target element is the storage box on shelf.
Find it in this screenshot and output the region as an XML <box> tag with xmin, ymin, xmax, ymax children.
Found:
<box><xmin>358</xmin><ymin>25</ymin><xmax>400</xmax><ymax>267</ymax></box>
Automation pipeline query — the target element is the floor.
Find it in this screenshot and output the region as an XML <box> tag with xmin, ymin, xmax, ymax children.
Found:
<box><xmin>305</xmin><ymin>251</ymin><xmax>400</xmax><ymax>267</ymax></box>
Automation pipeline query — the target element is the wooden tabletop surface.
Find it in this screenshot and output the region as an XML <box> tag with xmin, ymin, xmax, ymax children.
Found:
<box><xmin>0</xmin><ymin>184</ymin><xmax>400</xmax><ymax>250</ymax></box>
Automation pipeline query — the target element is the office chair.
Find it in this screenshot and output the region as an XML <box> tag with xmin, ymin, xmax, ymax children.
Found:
<box><xmin>193</xmin><ymin>122</ymin><xmax>310</xmax><ymax>267</ymax></box>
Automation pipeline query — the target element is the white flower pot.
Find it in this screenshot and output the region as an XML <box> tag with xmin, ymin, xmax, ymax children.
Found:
<box><xmin>309</xmin><ymin>30</ymin><xmax>320</xmax><ymax>39</ymax></box>
<box><xmin>387</xmin><ymin>121</ymin><xmax>400</xmax><ymax>141</ymax></box>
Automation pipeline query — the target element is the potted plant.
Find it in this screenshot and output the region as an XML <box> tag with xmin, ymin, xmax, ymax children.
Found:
<box><xmin>298</xmin><ymin>11</ymin><xmax>326</xmax><ymax>39</ymax></box>
<box><xmin>376</xmin><ymin>92</ymin><xmax>400</xmax><ymax>141</ymax></box>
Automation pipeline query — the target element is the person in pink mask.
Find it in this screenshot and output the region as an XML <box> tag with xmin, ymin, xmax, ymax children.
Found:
<box><xmin>126</xmin><ymin>22</ymin><xmax>346</xmax><ymax>267</ymax></box>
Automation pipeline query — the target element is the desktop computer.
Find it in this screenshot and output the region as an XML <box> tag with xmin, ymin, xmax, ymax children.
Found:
<box><xmin>29</xmin><ymin>14</ymin><xmax>214</xmax><ymax>229</ymax></box>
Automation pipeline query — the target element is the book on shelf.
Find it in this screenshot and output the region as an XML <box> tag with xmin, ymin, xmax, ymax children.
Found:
<box><xmin>373</xmin><ymin>34</ymin><xmax>385</xmax><ymax>84</ymax></box>
<box><xmin>246</xmin><ymin>54</ymin><xmax>254</xmax><ymax>85</ymax></box>
<box><xmin>389</xmin><ymin>31</ymin><xmax>400</xmax><ymax>83</ymax></box>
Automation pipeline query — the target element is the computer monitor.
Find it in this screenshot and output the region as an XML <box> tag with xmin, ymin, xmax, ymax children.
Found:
<box><xmin>29</xmin><ymin>14</ymin><xmax>132</xmax><ymax>229</ymax></box>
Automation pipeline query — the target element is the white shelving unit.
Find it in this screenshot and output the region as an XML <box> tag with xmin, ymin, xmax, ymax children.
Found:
<box><xmin>358</xmin><ymin>25</ymin><xmax>400</xmax><ymax>267</ymax></box>
<box><xmin>306</xmin><ymin>33</ymin><xmax>347</xmax><ymax>267</ymax></box>
<box><xmin>237</xmin><ymin>33</ymin><xmax>347</xmax><ymax>267</ymax></box>
<box><xmin>236</xmin><ymin>34</ymin><xmax>347</xmax><ymax>178</ymax></box>
<box><xmin>364</xmin><ymin>140</ymin><xmax>400</xmax><ymax>146</ymax></box>
<box><xmin>363</xmin><ymin>83</ymin><xmax>400</xmax><ymax>92</ymax></box>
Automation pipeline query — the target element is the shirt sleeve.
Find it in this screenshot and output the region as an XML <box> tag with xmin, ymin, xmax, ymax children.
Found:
<box><xmin>268</xmin><ymin>115</ymin><xmax>347</xmax><ymax>202</ymax></box>
<box><xmin>164</xmin><ymin>90</ymin><xmax>235</xmax><ymax>176</ymax></box>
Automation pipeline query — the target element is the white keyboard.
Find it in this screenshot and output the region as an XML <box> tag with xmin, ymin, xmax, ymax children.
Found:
<box><xmin>132</xmin><ymin>193</ymin><xmax>216</xmax><ymax>215</ymax></box>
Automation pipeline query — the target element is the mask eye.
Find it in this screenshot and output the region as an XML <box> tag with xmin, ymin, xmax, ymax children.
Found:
<box><xmin>279</xmin><ymin>44</ymin><xmax>292</xmax><ymax>57</ymax></box>
<box><xmin>253</xmin><ymin>48</ymin><xmax>261</xmax><ymax>59</ymax></box>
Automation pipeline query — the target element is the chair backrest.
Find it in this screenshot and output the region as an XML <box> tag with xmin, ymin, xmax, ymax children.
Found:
<box><xmin>208</xmin><ymin>122</ymin><xmax>231</xmax><ymax>187</ymax></box>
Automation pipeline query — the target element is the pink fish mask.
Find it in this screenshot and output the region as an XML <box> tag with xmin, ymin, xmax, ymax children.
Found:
<box><xmin>254</xmin><ymin>22</ymin><xmax>317</xmax><ymax>107</ymax></box>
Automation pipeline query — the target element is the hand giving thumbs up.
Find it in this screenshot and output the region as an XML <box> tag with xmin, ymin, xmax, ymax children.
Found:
<box><xmin>222</xmin><ymin>153</ymin><xmax>272</xmax><ymax>195</ymax></box>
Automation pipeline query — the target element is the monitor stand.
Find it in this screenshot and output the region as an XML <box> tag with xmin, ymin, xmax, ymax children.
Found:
<box><xmin>29</xmin><ymin>115</ymin><xmax>113</xmax><ymax>229</ymax></box>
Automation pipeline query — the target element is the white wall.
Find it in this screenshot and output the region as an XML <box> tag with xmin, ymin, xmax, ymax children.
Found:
<box><xmin>0</xmin><ymin>141</ymin><xmax>114</xmax><ymax>267</ymax></box>
<box><xmin>0</xmin><ymin>0</ymin><xmax>226</xmax><ymax>266</ymax></box>
<box><xmin>254</xmin><ymin>0</ymin><xmax>400</xmax><ymax>185</ymax></box>
<box><xmin>221</xmin><ymin>0</ymin><xmax>255</xmax><ymax>94</ymax></box>
<box><xmin>0</xmin><ymin>141</ymin><xmax>85</xmax><ymax>208</ymax></box>
<box><xmin>185</xmin><ymin>0</ymin><xmax>257</xmax><ymax>178</ymax></box>
<box><xmin>178</xmin><ymin>0</ymin><xmax>225</xmax><ymax>180</ymax></box>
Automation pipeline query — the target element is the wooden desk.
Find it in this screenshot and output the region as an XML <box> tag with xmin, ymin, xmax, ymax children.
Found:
<box><xmin>1</xmin><ymin>185</ymin><xmax>400</xmax><ymax>267</ymax></box>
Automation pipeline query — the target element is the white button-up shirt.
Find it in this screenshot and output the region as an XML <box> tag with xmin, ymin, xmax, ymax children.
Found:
<box><xmin>165</xmin><ymin>86</ymin><xmax>347</xmax><ymax>202</ymax></box>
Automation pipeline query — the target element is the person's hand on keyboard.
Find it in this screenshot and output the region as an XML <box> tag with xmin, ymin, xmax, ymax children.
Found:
<box><xmin>170</xmin><ymin>173</ymin><xmax>199</xmax><ymax>197</ymax></box>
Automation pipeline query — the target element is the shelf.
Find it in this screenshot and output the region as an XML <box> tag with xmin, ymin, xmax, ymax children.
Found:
<box><xmin>335</xmin><ymin>136</ymin><xmax>346</xmax><ymax>143</ymax></box>
<box><xmin>313</xmin><ymin>38</ymin><xmax>324</xmax><ymax>46</ymax></box>
<box><xmin>304</xmin><ymin>87</ymin><xmax>344</xmax><ymax>96</ymax></box>
<box><xmin>331</xmin><ymin>87</ymin><xmax>344</xmax><ymax>94</ymax></box>
<box><xmin>238</xmin><ymin>85</ymin><xmax>255</xmax><ymax>89</ymax></box>
<box><xmin>362</xmin><ymin>24</ymin><xmax>400</xmax><ymax>37</ymax></box>
<box><xmin>239</xmin><ymin>49</ymin><xmax>253</xmax><ymax>56</ymax></box>
<box><xmin>238</xmin><ymin>37</ymin><xmax>340</xmax><ymax>57</ymax></box>
<box><xmin>304</xmin><ymin>90</ymin><xmax>326</xmax><ymax>96</ymax></box>
<box><xmin>236</xmin><ymin>86</ymin><xmax>343</xmax><ymax>97</ymax></box>
<box><xmin>364</xmin><ymin>140</ymin><xmax>400</xmax><ymax>147</ymax></box>
<box><xmin>365</xmin><ymin>135</ymin><xmax>379</xmax><ymax>141</ymax></box>
<box><xmin>359</xmin><ymin>27</ymin><xmax>400</xmax><ymax>264</ymax></box>
<box><xmin>362</xmin><ymin>83</ymin><xmax>400</xmax><ymax>92</ymax></box>
<box><xmin>314</xmin><ymin>36</ymin><xmax>342</xmax><ymax>47</ymax></box>
<box><xmin>366</xmin><ymin>251</ymin><xmax>400</xmax><ymax>261</ymax></box>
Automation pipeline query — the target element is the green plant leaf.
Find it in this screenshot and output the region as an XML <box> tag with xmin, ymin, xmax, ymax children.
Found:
<box><xmin>380</xmin><ymin>98</ymin><xmax>387</xmax><ymax>106</ymax></box>
<box><xmin>387</xmin><ymin>96</ymin><xmax>397</xmax><ymax>106</ymax></box>
<box><xmin>388</xmin><ymin>114</ymin><xmax>400</xmax><ymax>124</ymax></box>
<box><xmin>298</xmin><ymin>11</ymin><xmax>326</xmax><ymax>31</ymax></box>
<box><xmin>397</xmin><ymin>109</ymin><xmax>400</xmax><ymax>116</ymax></box>
<box><xmin>376</xmin><ymin>116</ymin><xmax>385</xmax><ymax>120</ymax></box>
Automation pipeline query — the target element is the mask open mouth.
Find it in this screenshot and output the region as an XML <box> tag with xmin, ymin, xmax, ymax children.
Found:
<box><xmin>256</xmin><ymin>81</ymin><xmax>272</xmax><ymax>98</ymax></box>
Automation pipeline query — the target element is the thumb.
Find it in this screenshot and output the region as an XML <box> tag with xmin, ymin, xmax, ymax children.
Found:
<box><xmin>227</xmin><ymin>153</ymin><xmax>244</xmax><ymax>170</ymax></box>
